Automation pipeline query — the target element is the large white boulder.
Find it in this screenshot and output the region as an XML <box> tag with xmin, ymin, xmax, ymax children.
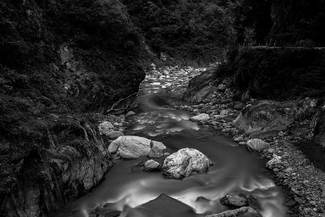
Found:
<box><xmin>108</xmin><ymin>136</ymin><xmax>166</xmax><ymax>159</ymax></box>
<box><xmin>162</xmin><ymin>148</ymin><xmax>212</xmax><ymax>179</ymax></box>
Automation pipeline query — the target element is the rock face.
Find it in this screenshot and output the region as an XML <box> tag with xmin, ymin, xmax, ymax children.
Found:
<box><xmin>312</xmin><ymin>110</ymin><xmax>325</xmax><ymax>147</ymax></box>
<box><xmin>162</xmin><ymin>148</ymin><xmax>212</xmax><ymax>179</ymax></box>
<box><xmin>0</xmin><ymin>0</ymin><xmax>146</xmax><ymax>216</ymax></box>
<box><xmin>108</xmin><ymin>136</ymin><xmax>166</xmax><ymax>159</ymax></box>
<box><xmin>233</xmin><ymin>101</ymin><xmax>296</xmax><ymax>137</ymax></box>
<box><xmin>182</xmin><ymin>69</ymin><xmax>217</xmax><ymax>102</ymax></box>
<box><xmin>0</xmin><ymin>116</ymin><xmax>113</xmax><ymax>217</ymax></box>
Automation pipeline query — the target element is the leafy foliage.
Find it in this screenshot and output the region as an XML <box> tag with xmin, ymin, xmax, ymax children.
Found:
<box><xmin>234</xmin><ymin>0</ymin><xmax>325</xmax><ymax>46</ymax></box>
<box><xmin>122</xmin><ymin>0</ymin><xmax>237</xmax><ymax>63</ymax></box>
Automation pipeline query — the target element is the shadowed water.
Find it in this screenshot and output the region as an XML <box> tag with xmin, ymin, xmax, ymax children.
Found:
<box><xmin>55</xmin><ymin>78</ymin><xmax>287</xmax><ymax>217</ymax></box>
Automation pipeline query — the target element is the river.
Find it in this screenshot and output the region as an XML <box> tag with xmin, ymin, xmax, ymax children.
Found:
<box><xmin>56</xmin><ymin>68</ymin><xmax>287</xmax><ymax>217</ymax></box>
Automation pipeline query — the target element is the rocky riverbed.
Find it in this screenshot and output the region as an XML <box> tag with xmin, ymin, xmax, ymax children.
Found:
<box><xmin>55</xmin><ymin>64</ymin><xmax>325</xmax><ymax>217</ymax></box>
<box><xmin>136</xmin><ymin>64</ymin><xmax>325</xmax><ymax>217</ymax></box>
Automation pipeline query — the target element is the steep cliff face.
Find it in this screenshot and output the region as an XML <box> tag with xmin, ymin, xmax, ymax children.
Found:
<box><xmin>0</xmin><ymin>0</ymin><xmax>147</xmax><ymax>216</ymax></box>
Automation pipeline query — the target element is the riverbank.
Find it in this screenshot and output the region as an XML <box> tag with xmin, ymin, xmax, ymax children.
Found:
<box><xmin>152</xmin><ymin>65</ymin><xmax>325</xmax><ymax>217</ymax></box>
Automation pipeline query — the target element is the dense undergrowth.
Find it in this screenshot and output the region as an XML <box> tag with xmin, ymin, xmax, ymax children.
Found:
<box><xmin>0</xmin><ymin>0</ymin><xmax>148</xmax><ymax>142</ymax></box>
<box><xmin>0</xmin><ymin>1</ymin><xmax>148</xmax><ymax>215</ymax></box>
<box><xmin>215</xmin><ymin>48</ymin><xmax>325</xmax><ymax>101</ymax></box>
<box><xmin>122</xmin><ymin>0</ymin><xmax>236</xmax><ymax>64</ymax></box>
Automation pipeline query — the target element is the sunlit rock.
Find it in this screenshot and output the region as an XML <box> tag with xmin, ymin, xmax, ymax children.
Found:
<box><xmin>144</xmin><ymin>159</ymin><xmax>161</xmax><ymax>172</ymax></box>
<box><xmin>266</xmin><ymin>155</ymin><xmax>282</xmax><ymax>169</ymax></box>
<box><xmin>220</xmin><ymin>193</ymin><xmax>248</xmax><ymax>207</ymax></box>
<box><xmin>205</xmin><ymin>206</ymin><xmax>262</xmax><ymax>217</ymax></box>
<box><xmin>190</xmin><ymin>113</ymin><xmax>210</xmax><ymax>122</ymax></box>
<box><xmin>162</xmin><ymin>148</ymin><xmax>212</xmax><ymax>179</ymax></box>
<box><xmin>247</xmin><ymin>138</ymin><xmax>269</xmax><ymax>151</ymax></box>
<box><xmin>98</xmin><ymin>121</ymin><xmax>114</xmax><ymax>136</ymax></box>
<box><xmin>108</xmin><ymin>136</ymin><xmax>166</xmax><ymax>159</ymax></box>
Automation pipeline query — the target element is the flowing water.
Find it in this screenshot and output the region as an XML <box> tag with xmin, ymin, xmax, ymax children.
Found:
<box><xmin>56</xmin><ymin>72</ymin><xmax>287</xmax><ymax>217</ymax></box>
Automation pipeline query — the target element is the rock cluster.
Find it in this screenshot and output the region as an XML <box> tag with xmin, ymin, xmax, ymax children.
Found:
<box><xmin>162</xmin><ymin>148</ymin><xmax>212</xmax><ymax>179</ymax></box>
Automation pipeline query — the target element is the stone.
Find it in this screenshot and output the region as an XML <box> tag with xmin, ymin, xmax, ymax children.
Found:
<box><xmin>148</xmin><ymin>141</ymin><xmax>166</xmax><ymax>158</ymax></box>
<box><xmin>190</xmin><ymin>113</ymin><xmax>210</xmax><ymax>121</ymax></box>
<box><xmin>233</xmin><ymin>102</ymin><xmax>245</xmax><ymax>110</ymax></box>
<box><xmin>266</xmin><ymin>155</ymin><xmax>282</xmax><ymax>169</ymax></box>
<box><xmin>98</xmin><ymin>121</ymin><xmax>114</xmax><ymax>136</ymax></box>
<box><xmin>246</xmin><ymin>138</ymin><xmax>269</xmax><ymax>151</ymax></box>
<box><xmin>233</xmin><ymin>101</ymin><xmax>297</xmax><ymax>137</ymax></box>
<box><xmin>218</xmin><ymin>84</ymin><xmax>227</xmax><ymax>91</ymax></box>
<box><xmin>190</xmin><ymin>85</ymin><xmax>218</xmax><ymax>103</ymax></box>
<box><xmin>108</xmin><ymin>136</ymin><xmax>166</xmax><ymax>159</ymax></box>
<box><xmin>107</xmin><ymin>131</ymin><xmax>124</xmax><ymax>140</ymax></box>
<box><xmin>233</xmin><ymin>136</ymin><xmax>244</xmax><ymax>142</ymax></box>
<box><xmin>126</xmin><ymin>111</ymin><xmax>136</xmax><ymax>117</ymax></box>
<box><xmin>205</xmin><ymin>206</ymin><xmax>262</xmax><ymax>217</ymax></box>
<box><xmin>220</xmin><ymin>193</ymin><xmax>248</xmax><ymax>207</ymax></box>
<box><xmin>219</xmin><ymin>109</ymin><xmax>229</xmax><ymax>116</ymax></box>
<box><xmin>144</xmin><ymin>160</ymin><xmax>161</xmax><ymax>172</ymax></box>
<box><xmin>182</xmin><ymin>69</ymin><xmax>216</xmax><ymax>102</ymax></box>
<box><xmin>162</xmin><ymin>148</ymin><xmax>212</xmax><ymax>179</ymax></box>
<box><xmin>125</xmin><ymin>194</ymin><xmax>196</xmax><ymax>217</ymax></box>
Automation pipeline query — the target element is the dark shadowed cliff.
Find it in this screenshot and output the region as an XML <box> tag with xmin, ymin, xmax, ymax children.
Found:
<box><xmin>0</xmin><ymin>0</ymin><xmax>147</xmax><ymax>216</ymax></box>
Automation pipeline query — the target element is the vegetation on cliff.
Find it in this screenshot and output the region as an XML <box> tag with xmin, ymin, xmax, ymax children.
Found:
<box><xmin>122</xmin><ymin>0</ymin><xmax>237</xmax><ymax>63</ymax></box>
<box><xmin>0</xmin><ymin>0</ymin><xmax>146</xmax><ymax>216</ymax></box>
<box><xmin>216</xmin><ymin>48</ymin><xmax>325</xmax><ymax>101</ymax></box>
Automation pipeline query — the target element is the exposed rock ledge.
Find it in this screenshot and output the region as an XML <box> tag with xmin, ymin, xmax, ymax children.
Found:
<box><xmin>0</xmin><ymin>115</ymin><xmax>116</xmax><ymax>217</ymax></box>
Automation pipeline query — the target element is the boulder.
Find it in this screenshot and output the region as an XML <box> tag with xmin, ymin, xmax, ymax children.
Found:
<box><xmin>190</xmin><ymin>113</ymin><xmax>210</xmax><ymax>121</ymax></box>
<box><xmin>162</xmin><ymin>148</ymin><xmax>212</xmax><ymax>179</ymax></box>
<box><xmin>220</xmin><ymin>193</ymin><xmax>248</xmax><ymax>207</ymax></box>
<box><xmin>108</xmin><ymin>136</ymin><xmax>166</xmax><ymax>159</ymax></box>
<box><xmin>246</xmin><ymin>138</ymin><xmax>269</xmax><ymax>151</ymax></box>
<box><xmin>205</xmin><ymin>206</ymin><xmax>262</xmax><ymax>217</ymax></box>
<box><xmin>124</xmin><ymin>194</ymin><xmax>197</xmax><ymax>217</ymax></box>
<box><xmin>233</xmin><ymin>101</ymin><xmax>297</xmax><ymax>138</ymax></box>
<box><xmin>190</xmin><ymin>86</ymin><xmax>218</xmax><ymax>103</ymax></box>
<box><xmin>107</xmin><ymin>131</ymin><xmax>124</xmax><ymax>140</ymax></box>
<box><xmin>144</xmin><ymin>160</ymin><xmax>161</xmax><ymax>172</ymax></box>
<box><xmin>182</xmin><ymin>69</ymin><xmax>216</xmax><ymax>102</ymax></box>
<box><xmin>98</xmin><ymin>121</ymin><xmax>114</xmax><ymax>136</ymax></box>
<box><xmin>148</xmin><ymin>142</ymin><xmax>166</xmax><ymax>158</ymax></box>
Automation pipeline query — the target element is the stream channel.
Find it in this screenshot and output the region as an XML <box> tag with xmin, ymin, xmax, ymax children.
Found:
<box><xmin>56</xmin><ymin>71</ymin><xmax>287</xmax><ymax>217</ymax></box>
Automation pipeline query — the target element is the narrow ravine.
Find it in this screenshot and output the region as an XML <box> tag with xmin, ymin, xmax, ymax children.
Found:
<box><xmin>55</xmin><ymin>67</ymin><xmax>287</xmax><ymax>217</ymax></box>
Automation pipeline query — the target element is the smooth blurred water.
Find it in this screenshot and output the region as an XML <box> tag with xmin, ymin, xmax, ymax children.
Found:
<box><xmin>55</xmin><ymin>78</ymin><xmax>287</xmax><ymax>217</ymax></box>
